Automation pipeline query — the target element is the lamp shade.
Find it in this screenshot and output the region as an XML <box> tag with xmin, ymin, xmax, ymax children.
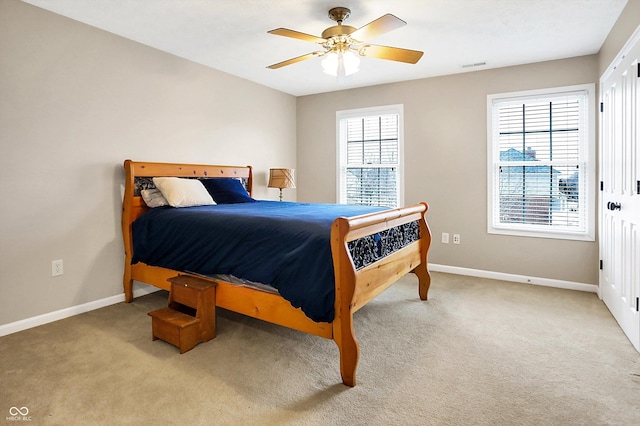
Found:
<box><xmin>268</xmin><ymin>168</ymin><xmax>295</xmax><ymax>189</ymax></box>
<box><xmin>321</xmin><ymin>51</ymin><xmax>360</xmax><ymax>77</ymax></box>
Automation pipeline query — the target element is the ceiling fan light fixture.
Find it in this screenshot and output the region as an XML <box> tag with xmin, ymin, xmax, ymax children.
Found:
<box><xmin>267</xmin><ymin>7</ymin><xmax>423</xmax><ymax>74</ymax></box>
<box><xmin>321</xmin><ymin>50</ymin><xmax>360</xmax><ymax>77</ymax></box>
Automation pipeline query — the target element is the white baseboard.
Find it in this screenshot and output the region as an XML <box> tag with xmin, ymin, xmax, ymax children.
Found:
<box><xmin>428</xmin><ymin>263</ymin><xmax>598</xmax><ymax>293</ymax></box>
<box><xmin>0</xmin><ymin>285</ymin><xmax>161</xmax><ymax>337</ymax></box>
<box><xmin>1</xmin><ymin>266</ymin><xmax>597</xmax><ymax>338</ymax></box>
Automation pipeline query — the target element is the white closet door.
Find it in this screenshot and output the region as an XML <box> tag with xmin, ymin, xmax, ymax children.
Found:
<box><xmin>599</xmin><ymin>28</ymin><xmax>640</xmax><ymax>352</ymax></box>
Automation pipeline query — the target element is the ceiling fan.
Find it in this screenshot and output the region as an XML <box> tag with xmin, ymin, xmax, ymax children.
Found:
<box><xmin>267</xmin><ymin>7</ymin><xmax>423</xmax><ymax>77</ymax></box>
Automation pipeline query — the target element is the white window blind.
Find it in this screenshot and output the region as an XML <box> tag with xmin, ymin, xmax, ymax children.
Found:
<box><xmin>487</xmin><ymin>85</ymin><xmax>595</xmax><ymax>240</ymax></box>
<box><xmin>337</xmin><ymin>106</ymin><xmax>403</xmax><ymax>208</ymax></box>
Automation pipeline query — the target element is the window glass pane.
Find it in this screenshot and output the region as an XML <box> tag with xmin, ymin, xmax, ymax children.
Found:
<box><xmin>363</xmin><ymin>140</ymin><xmax>381</xmax><ymax>164</ymax></box>
<box><xmin>346</xmin><ymin>168</ymin><xmax>397</xmax><ymax>208</ymax></box>
<box><xmin>380</xmin><ymin>115</ymin><xmax>398</xmax><ymax>140</ymax></box>
<box><xmin>380</xmin><ymin>140</ymin><xmax>398</xmax><ymax>164</ymax></box>
<box><xmin>347</xmin><ymin>141</ymin><xmax>363</xmax><ymax>164</ymax></box>
<box><xmin>363</xmin><ymin>117</ymin><xmax>380</xmax><ymax>141</ymax></box>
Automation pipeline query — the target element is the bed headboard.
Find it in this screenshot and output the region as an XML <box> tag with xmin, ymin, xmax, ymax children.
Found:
<box><xmin>121</xmin><ymin>159</ymin><xmax>253</xmax><ymax>261</ymax></box>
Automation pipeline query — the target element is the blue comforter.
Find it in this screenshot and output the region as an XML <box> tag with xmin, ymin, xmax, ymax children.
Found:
<box><xmin>132</xmin><ymin>201</ymin><xmax>385</xmax><ymax>322</ymax></box>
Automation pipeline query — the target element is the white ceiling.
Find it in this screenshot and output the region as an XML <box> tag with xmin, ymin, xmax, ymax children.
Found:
<box><xmin>22</xmin><ymin>0</ymin><xmax>628</xmax><ymax>96</ymax></box>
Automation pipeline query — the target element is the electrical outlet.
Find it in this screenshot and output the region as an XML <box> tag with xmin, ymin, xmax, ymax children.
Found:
<box><xmin>52</xmin><ymin>259</ymin><xmax>63</xmax><ymax>277</ymax></box>
<box><xmin>453</xmin><ymin>234</ymin><xmax>461</xmax><ymax>244</ymax></box>
<box><xmin>441</xmin><ymin>232</ymin><xmax>449</xmax><ymax>244</ymax></box>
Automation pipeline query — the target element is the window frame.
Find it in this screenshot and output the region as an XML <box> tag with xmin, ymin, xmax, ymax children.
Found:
<box><xmin>486</xmin><ymin>84</ymin><xmax>596</xmax><ymax>241</ymax></box>
<box><xmin>336</xmin><ymin>104</ymin><xmax>405</xmax><ymax>208</ymax></box>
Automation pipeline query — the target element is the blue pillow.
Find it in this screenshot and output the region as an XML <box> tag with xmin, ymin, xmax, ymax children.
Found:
<box><xmin>202</xmin><ymin>178</ymin><xmax>256</xmax><ymax>204</ymax></box>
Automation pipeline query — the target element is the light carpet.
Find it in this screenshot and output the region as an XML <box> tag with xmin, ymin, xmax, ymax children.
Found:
<box><xmin>1</xmin><ymin>272</ymin><xmax>639</xmax><ymax>425</ymax></box>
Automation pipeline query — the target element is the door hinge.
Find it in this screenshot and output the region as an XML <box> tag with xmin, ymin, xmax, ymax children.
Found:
<box><xmin>600</xmin><ymin>181</ymin><xmax>604</xmax><ymax>191</ymax></box>
<box><xmin>600</xmin><ymin>102</ymin><xmax>604</xmax><ymax>112</ymax></box>
<box><xmin>636</xmin><ymin>297</ymin><xmax>639</xmax><ymax>312</ymax></box>
<box><xmin>599</xmin><ymin>260</ymin><xmax>603</xmax><ymax>270</ymax></box>
<box><xmin>637</xmin><ymin>63</ymin><xmax>640</xmax><ymax>78</ymax></box>
<box><xmin>637</xmin><ymin>180</ymin><xmax>640</xmax><ymax>195</ymax></box>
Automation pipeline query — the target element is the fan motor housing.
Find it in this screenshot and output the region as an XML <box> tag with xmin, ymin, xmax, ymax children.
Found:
<box><xmin>322</xmin><ymin>25</ymin><xmax>356</xmax><ymax>39</ymax></box>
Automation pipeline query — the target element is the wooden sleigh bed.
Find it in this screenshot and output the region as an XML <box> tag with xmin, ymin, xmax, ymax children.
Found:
<box><xmin>121</xmin><ymin>160</ymin><xmax>432</xmax><ymax>387</ymax></box>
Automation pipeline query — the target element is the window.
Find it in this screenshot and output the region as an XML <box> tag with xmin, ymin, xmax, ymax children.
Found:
<box><xmin>487</xmin><ymin>84</ymin><xmax>595</xmax><ymax>240</ymax></box>
<box><xmin>337</xmin><ymin>105</ymin><xmax>403</xmax><ymax>208</ymax></box>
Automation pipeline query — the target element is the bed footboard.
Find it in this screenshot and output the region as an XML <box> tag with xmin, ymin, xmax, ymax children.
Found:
<box><xmin>330</xmin><ymin>202</ymin><xmax>431</xmax><ymax>386</ymax></box>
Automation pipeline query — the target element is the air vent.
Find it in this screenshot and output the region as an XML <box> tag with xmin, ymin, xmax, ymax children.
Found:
<box><xmin>461</xmin><ymin>62</ymin><xmax>487</xmax><ymax>69</ymax></box>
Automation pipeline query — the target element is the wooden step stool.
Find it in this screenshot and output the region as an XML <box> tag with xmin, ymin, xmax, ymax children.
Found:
<box><xmin>148</xmin><ymin>275</ymin><xmax>217</xmax><ymax>353</ymax></box>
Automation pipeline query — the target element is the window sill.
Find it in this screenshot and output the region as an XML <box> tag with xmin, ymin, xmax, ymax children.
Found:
<box><xmin>488</xmin><ymin>226</ymin><xmax>595</xmax><ymax>242</ymax></box>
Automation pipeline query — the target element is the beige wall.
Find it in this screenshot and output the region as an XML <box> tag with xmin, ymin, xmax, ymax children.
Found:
<box><xmin>0</xmin><ymin>0</ymin><xmax>296</xmax><ymax>325</ymax></box>
<box><xmin>598</xmin><ymin>0</ymin><xmax>640</xmax><ymax>75</ymax></box>
<box><xmin>297</xmin><ymin>56</ymin><xmax>599</xmax><ymax>285</ymax></box>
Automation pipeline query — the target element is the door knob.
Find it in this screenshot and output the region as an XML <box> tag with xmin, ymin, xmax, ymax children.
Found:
<box><xmin>607</xmin><ymin>202</ymin><xmax>621</xmax><ymax>211</ymax></box>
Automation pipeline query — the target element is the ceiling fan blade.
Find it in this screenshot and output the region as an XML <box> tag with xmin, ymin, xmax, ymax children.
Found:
<box><xmin>267</xmin><ymin>52</ymin><xmax>323</xmax><ymax>69</ymax></box>
<box><xmin>360</xmin><ymin>44</ymin><xmax>424</xmax><ymax>64</ymax></box>
<box><xmin>350</xmin><ymin>14</ymin><xmax>406</xmax><ymax>42</ymax></box>
<box><xmin>267</xmin><ymin>28</ymin><xmax>326</xmax><ymax>44</ymax></box>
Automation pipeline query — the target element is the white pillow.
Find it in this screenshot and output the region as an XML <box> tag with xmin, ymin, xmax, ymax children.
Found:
<box><xmin>141</xmin><ymin>188</ymin><xmax>169</xmax><ymax>208</ymax></box>
<box><xmin>152</xmin><ymin>177</ymin><xmax>215</xmax><ymax>208</ymax></box>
